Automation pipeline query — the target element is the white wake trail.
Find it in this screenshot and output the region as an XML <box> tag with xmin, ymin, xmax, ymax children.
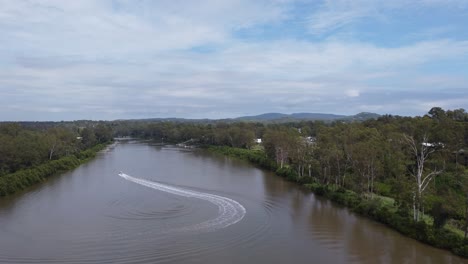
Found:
<box><xmin>118</xmin><ymin>172</ymin><xmax>246</xmax><ymax>232</ymax></box>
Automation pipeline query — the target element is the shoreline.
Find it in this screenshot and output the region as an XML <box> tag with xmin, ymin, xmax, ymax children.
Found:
<box><xmin>206</xmin><ymin>145</ymin><xmax>468</xmax><ymax>258</ymax></box>
<box><xmin>0</xmin><ymin>142</ymin><xmax>111</xmax><ymax>197</ymax></box>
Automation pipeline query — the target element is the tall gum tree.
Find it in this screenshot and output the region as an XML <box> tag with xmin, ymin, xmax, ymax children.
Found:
<box><xmin>403</xmin><ymin>133</ymin><xmax>444</xmax><ymax>221</ymax></box>
<box><xmin>263</xmin><ymin>128</ymin><xmax>300</xmax><ymax>169</ymax></box>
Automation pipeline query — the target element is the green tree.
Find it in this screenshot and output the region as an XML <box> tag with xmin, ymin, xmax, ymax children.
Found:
<box><xmin>403</xmin><ymin>133</ymin><xmax>444</xmax><ymax>221</ymax></box>
<box><xmin>263</xmin><ymin>128</ymin><xmax>300</xmax><ymax>168</ymax></box>
<box><xmin>94</xmin><ymin>124</ymin><xmax>113</xmax><ymax>143</ymax></box>
<box><xmin>81</xmin><ymin>127</ymin><xmax>97</xmax><ymax>148</ymax></box>
<box><xmin>347</xmin><ymin>127</ymin><xmax>384</xmax><ymax>195</ymax></box>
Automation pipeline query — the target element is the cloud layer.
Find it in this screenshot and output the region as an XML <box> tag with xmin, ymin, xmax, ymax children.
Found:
<box><xmin>0</xmin><ymin>0</ymin><xmax>467</xmax><ymax>120</ymax></box>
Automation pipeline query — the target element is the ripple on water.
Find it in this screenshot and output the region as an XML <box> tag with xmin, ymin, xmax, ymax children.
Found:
<box><xmin>118</xmin><ymin>173</ymin><xmax>246</xmax><ymax>233</ymax></box>
<box><xmin>105</xmin><ymin>198</ymin><xmax>193</xmax><ymax>221</ymax></box>
<box><xmin>0</xmin><ymin>173</ymin><xmax>281</xmax><ymax>264</ymax></box>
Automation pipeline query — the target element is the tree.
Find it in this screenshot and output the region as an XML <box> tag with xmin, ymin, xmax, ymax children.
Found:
<box><xmin>263</xmin><ymin>128</ymin><xmax>299</xmax><ymax>168</ymax></box>
<box><xmin>290</xmin><ymin>137</ymin><xmax>316</xmax><ymax>177</ymax></box>
<box><xmin>228</xmin><ymin>126</ymin><xmax>255</xmax><ymax>148</ymax></box>
<box><xmin>316</xmin><ymin>126</ymin><xmax>347</xmax><ymax>186</ymax></box>
<box><xmin>403</xmin><ymin>133</ymin><xmax>444</xmax><ymax>221</ymax></box>
<box><xmin>43</xmin><ymin>127</ymin><xmax>77</xmax><ymax>160</ymax></box>
<box><xmin>81</xmin><ymin>127</ymin><xmax>97</xmax><ymax>148</ymax></box>
<box><xmin>347</xmin><ymin>127</ymin><xmax>384</xmax><ymax>195</ymax></box>
<box><xmin>428</xmin><ymin>107</ymin><xmax>446</xmax><ymax>122</ymax></box>
<box><xmin>446</xmin><ymin>108</ymin><xmax>467</xmax><ymax>121</ymax></box>
<box><xmin>94</xmin><ymin>124</ymin><xmax>113</xmax><ymax>143</ymax></box>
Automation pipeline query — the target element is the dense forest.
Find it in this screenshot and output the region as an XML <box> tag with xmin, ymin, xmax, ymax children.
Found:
<box><xmin>1</xmin><ymin>107</ymin><xmax>468</xmax><ymax>255</ymax></box>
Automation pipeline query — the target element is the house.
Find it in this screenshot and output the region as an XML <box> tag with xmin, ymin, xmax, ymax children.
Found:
<box><xmin>422</xmin><ymin>142</ymin><xmax>445</xmax><ymax>148</ymax></box>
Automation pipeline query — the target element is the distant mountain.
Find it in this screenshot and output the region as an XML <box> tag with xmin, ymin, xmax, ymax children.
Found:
<box><xmin>290</xmin><ymin>113</ymin><xmax>347</xmax><ymax>120</ymax></box>
<box><xmin>118</xmin><ymin>117</ymin><xmax>214</xmax><ymax>123</ymax></box>
<box><xmin>235</xmin><ymin>112</ymin><xmax>379</xmax><ymax>122</ymax></box>
<box><xmin>116</xmin><ymin>112</ymin><xmax>381</xmax><ymax>123</ymax></box>
<box><xmin>234</xmin><ymin>113</ymin><xmax>289</xmax><ymax>121</ymax></box>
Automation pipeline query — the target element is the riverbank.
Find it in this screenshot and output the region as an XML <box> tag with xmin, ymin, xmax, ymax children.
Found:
<box><xmin>206</xmin><ymin>145</ymin><xmax>468</xmax><ymax>258</ymax></box>
<box><xmin>0</xmin><ymin>143</ymin><xmax>111</xmax><ymax>197</ymax></box>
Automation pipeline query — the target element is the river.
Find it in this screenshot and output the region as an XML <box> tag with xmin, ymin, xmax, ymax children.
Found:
<box><xmin>0</xmin><ymin>141</ymin><xmax>466</xmax><ymax>263</ymax></box>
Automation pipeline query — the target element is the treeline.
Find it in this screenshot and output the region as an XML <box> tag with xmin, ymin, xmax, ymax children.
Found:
<box><xmin>0</xmin><ymin>123</ymin><xmax>112</xmax><ymax>177</ymax></box>
<box><xmin>0</xmin><ymin>144</ymin><xmax>107</xmax><ymax>196</ymax></box>
<box><xmin>113</xmin><ymin>121</ymin><xmax>262</xmax><ymax>148</ymax></box>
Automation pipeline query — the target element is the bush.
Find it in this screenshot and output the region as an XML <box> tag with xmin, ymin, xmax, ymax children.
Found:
<box><xmin>433</xmin><ymin>229</ymin><xmax>464</xmax><ymax>249</ymax></box>
<box><xmin>432</xmin><ymin>201</ymin><xmax>450</xmax><ymax>229</ymax></box>
<box><xmin>314</xmin><ymin>185</ymin><xmax>328</xmax><ymax>196</ymax></box>
<box><xmin>297</xmin><ymin>176</ymin><xmax>314</xmax><ymax>185</ymax></box>
<box><xmin>414</xmin><ymin>221</ymin><xmax>431</xmax><ymax>242</ymax></box>
<box><xmin>208</xmin><ymin>146</ymin><xmax>278</xmax><ymax>171</ymax></box>
<box><xmin>270</xmin><ymin>166</ymin><xmax>299</xmax><ymax>182</ymax></box>
<box><xmin>375</xmin><ymin>182</ymin><xmax>392</xmax><ymax>196</ymax></box>
<box><xmin>376</xmin><ymin>205</ymin><xmax>392</xmax><ymax>224</ymax></box>
<box><xmin>304</xmin><ymin>183</ymin><xmax>321</xmax><ymax>192</ymax></box>
<box><xmin>355</xmin><ymin>198</ymin><xmax>380</xmax><ymax>217</ymax></box>
<box><xmin>454</xmin><ymin>245</ymin><xmax>468</xmax><ymax>258</ymax></box>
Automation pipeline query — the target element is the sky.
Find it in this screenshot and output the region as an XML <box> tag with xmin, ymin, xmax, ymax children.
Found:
<box><xmin>0</xmin><ymin>0</ymin><xmax>467</xmax><ymax>121</ymax></box>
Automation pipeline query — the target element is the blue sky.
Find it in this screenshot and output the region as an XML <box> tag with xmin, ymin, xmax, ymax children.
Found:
<box><xmin>0</xmin><ymin>0</ymin><xmax>467</xmax><ymax>121</ymax></box>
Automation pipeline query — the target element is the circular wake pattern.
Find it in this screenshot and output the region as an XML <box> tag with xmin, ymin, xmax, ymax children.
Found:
<box><xmin>118</xmin><ymin>172</ymin><xmax>246</xmax><ymax>233</ymax></box>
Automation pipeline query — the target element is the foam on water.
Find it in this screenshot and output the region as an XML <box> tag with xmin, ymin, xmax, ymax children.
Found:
<box><xmin>118</xmin><ymin>172</ymin><xmax>246</xmax><ymax>232</ymax></box>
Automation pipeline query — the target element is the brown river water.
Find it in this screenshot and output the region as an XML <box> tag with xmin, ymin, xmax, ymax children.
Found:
<box><xmin>0</xmin><ymin>141</ymin><xmax>466</xmax><ymax>263</ymax></box>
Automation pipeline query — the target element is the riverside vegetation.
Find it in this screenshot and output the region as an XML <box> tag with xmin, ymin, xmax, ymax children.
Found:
<box><xmin>1</xmin><ymin>107</ymin><xmax>468</xmax><ymax>257</ymax></box>
<box><xmin>0</xmin><ymin>123</ymin><xmax>113</xmax><ymax>196</ymax></box>
<box><xmin>207</xmin><ymin>145</ymin><xmax>468</xmax><ymax>257</ymax></box>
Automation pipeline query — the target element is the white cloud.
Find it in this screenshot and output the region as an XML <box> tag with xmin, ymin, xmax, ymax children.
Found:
<box><xmin>346</xmin><ymin>89</ymin><xmax>360</xmax><ymax>97</ymax></box>
<box><xmin>1</xmin><ymin>37</ymin><xmax>467</xmax><ymax>119</ymax></box>
<box><xmin>0</xmin><ymin>0</ymin><xmax>291</xmax><ymax>55</ymax></box>
<box><xmin>307</xmin><ymin>0</ymin><xmax>468</xmax><ymax>35</ymax></box>
<box><xmin>0</xmin><ymin>0</ymin><xmax>467</xmax><ymax>120</ymax></box>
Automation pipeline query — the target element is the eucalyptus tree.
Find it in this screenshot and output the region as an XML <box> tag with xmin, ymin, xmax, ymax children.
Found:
<box><xmin>289</xmin><ymin>136</ymin><xmax>317</xmax><ymax>177</ymax></box>
<box><xmin>402</xmin><ymin>133</ymin><xmax>444</xmax><ymax>221</ymax></box>
<box><xmin>44</xmin><ymin>127</ymin><xmax>77</xmax><ymax>160</ymax></box>
<box><xmin>315</xmin><ymin>125</ymin><xmax>349</xmax><ymax>187</ymax></box>
<box><xmin>263</xmin><ymin>128</ymin><xmax>300</xmax><ymax>168</ymax></box>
